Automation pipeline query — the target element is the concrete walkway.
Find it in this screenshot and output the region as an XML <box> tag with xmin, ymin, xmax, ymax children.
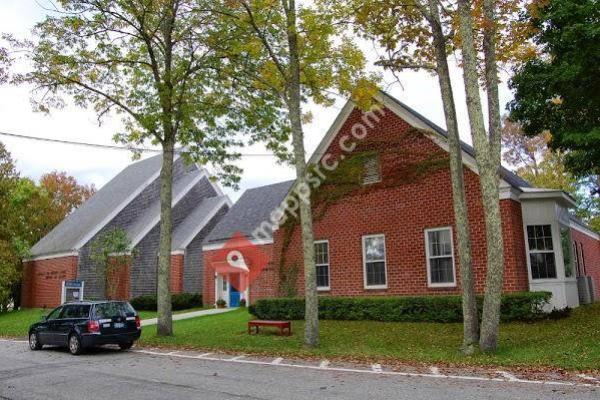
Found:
<box><xmin>141</xmin><ymin>307</ymin><xmax>236</xmax><ymax>327</ymax></box>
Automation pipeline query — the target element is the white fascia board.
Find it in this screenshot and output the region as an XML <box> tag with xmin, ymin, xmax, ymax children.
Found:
<box><xmin>130</xmin><ymin>170</ymin><xmax>207</xmax><ymax>247</ymax></box>
<box><xmin>519</xmin><ymin>189</ymin><xmax>577</xmax><ymax>208</ymax></box>
<box><xmin>569</xmin><ymin>220</ymin><xmax>600</xmax><ymax>241</ymax></box>
<box><xmin>24</xmin><ymin>251</ymin><xmax>78</xmax><ymax>262</ymax></box>
<box><xmin>173</xmin><ymin>197</ymin><xmax>230</xmax><ymax>251</ymax></box>
<box><xmin>202</xmin><ymin>238</ymin><xmax>273</xmax><ymax>251</ymax></box>
<box><xmin>73</xmin><ymin>154</ymin><xmax>180</xmax><ymax>250</ymax></box>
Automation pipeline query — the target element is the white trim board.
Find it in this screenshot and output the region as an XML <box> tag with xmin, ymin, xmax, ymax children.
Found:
<box><xmin>570</xmin><ymin>220</ymin><xmax>600</xmax><ymax>241</ymax></box>
<box><xmin>25</xmin><ymin>252</ymin><xmax>78</xmax><ymax>262</ymax></box>
<box><xmin>173</xmin><ymin>197</ymin><xmax>230</xmax><ymax>251</ymax></box>
<box><xmin>202</xmin><ymin>238</ymin><xmax>274</xmax><ymax>251</ymax></box>
<box><xmin>73</xmin><ymin>153</ymin><xmax>181</xmax><ymax>250</ymax></box>
<box><xmin>131</xmin><ymin>170</ymin><xmax>208</xmax><ymax>247</ymax></box>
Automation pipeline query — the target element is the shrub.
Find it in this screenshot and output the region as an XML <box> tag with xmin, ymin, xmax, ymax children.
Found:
<box><xmin>249</xmin><ymin>292</ymin><xmax>552</xmax><ymax>323</ymax></box>
<box><xmin>130</xmin><ymin>293</ymin><xmax>202</xmax><ymax>311</ymax></box>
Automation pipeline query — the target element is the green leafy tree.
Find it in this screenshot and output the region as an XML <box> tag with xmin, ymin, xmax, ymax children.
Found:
<box><xmin>502</xmin><ymin>118</ymin><xmax>600</xmax><ymax>232</ymax></box>
<box><xmin>328</xmin><ymin>0</ymin><xmax>480</xmax><ymax>353</ymax></box>
<box><xmin>0</xmin><ymin>142</ymin><xmax>21</xmax><ymax>311</ymax></box>
<box><xmin>90</xmin><ymin>228</ymin><xmax>136</xmax><ymax>300</ymax></box>
<box><xmin>8</xmin><ymin>0</ymin><xmax>284</xmax><ymax>335</ymax></box>
<box><xmin>508</xmin><ymin>0</ymin><xmax>600</xmax><ymax>185</ymax></box>
<box><xmin>215</xmin><ymin>0</ymin><xmax>378</xmax><ymax>347</ymax></box>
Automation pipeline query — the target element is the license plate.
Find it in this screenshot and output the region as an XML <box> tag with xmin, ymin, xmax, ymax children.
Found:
<box><xmin>114</xmin><ymin>322</ymin><xmax>125</xmax><ymax>328</ymax></box>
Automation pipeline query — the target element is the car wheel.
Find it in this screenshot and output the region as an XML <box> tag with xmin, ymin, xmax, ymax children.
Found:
<box><xmin>118</xmin><ymin>341</ymin><xmax>133</xmax><ymax>351</ymax></box>
<box><xmin>29</xmin><ymin>332</ymin><xmax>42</xmax><ymax>351</ymax></box>
<box><xmin>68</xmin><ymin>334</ymin><xmax>83</xmax><ymax>355</ymax></box>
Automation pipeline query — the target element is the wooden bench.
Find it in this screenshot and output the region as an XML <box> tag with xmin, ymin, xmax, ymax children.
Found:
<box><xmin>248</xmin><ymin>320</ymin><xmax>292</xmax><ymax>336</ymax></box>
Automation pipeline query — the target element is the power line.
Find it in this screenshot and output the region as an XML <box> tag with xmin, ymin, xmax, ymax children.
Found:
<box><xmin>0</xmin><ymin>131</ymin><xmax>161</xmax><ymax>153</ymax></box>
<box><xmin>0</xmin><ymin>130</ymin><xmax>280</xmax><ymax>156</ymax></box>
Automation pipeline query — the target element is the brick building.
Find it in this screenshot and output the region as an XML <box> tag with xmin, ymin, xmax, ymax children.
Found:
<box><xmin>22</xmin><ymin>154</ymin><xmax>230</xmax><ymax>308</ymax></box>
<box><xmin>202</xmin><ymin>91</ymin><xmax>600</xmax><ymax>310</ymax></box>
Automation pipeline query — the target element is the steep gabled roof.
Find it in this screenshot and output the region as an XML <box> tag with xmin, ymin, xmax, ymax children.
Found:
<box><xmin>204</xmin><ymin>180</ymin><xmax>294</xmax><ymax>245</ymax></box>
<box><xmin>30</xmin><ymin>154</ymin><xmax>165</xmax><ymax>257</ymax></box>
<box><xmin>171</xmin><ymin>196</ymin><xmax>230</xmax><ymax>251</ymax></box>
<box><xmin>126</xmin><ymin>169</ymin><xmax>210</xmax><ymax>247</ymax></box>
<box><xmin>380</xmin><ymin>91</ymin><xmax>531</xmax><ymax>189</ymax></box>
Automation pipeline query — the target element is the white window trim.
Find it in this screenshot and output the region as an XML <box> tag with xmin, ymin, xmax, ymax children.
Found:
<box><xmin>424</xmin><ymin>227</ymin><xmax>457</xmax><ymax>288</ymax></box>
<box><xmin>526</xmin><ymin>224</ymin><xmax>558</xmax><ymax>281</ymax></box>
<box><xmin>362</xmin><ymin>234</ymin><xmax>388</xmax><ymax>289</ymax></box>
<box><xmin>315</xmin><ymin>240</ymin><xmax>330</xmax><ymax>291</ymax></box>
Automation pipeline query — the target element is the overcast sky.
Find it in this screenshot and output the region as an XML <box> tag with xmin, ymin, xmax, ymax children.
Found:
<box><xmin>0</xmin><ymin>0</ymin><xmax>515</xmax><ymax>202</ymax></box>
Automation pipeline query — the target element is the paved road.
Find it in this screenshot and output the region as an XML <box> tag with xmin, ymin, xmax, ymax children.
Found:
<box><xmin>0</xmin><ymin>341</ymin><xmax>597</xmax><ymax>400</ymax></box>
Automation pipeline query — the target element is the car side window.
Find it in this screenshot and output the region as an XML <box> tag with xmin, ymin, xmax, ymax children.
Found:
<box><xmin>61</xmin><ymin>304</ymin><xmax>91</xmax><ymax>319</ymax></box>
<box><xmin>46</xmin><ymin>306</ymin><xmax>63</xmax><ymax>320</ymax></box>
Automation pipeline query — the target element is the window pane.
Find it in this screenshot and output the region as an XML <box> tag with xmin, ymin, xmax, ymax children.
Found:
<box><xmin>47</xmin><ymin>307</ymin><xmax>62</xmax><ymax>320</ymax></box>
<box><xmin>94</xmin><ymin>302</ymin><xmax>135</xmax><ymax>318</ymax></box>
<box><xmin>430</xmin><ymin>257</ymin><xmax>454</xmax><ymax>284</ymax></box>
<box><xmin>364</xmin><ymin>236</ymin><xmax>385</xmax><ymax>262</ymax></box>
<box><xmin>366</xmin><ymin>261</ymin><xmax>386</xmax><ymax>286</ymax></box>
<box><xmin>530</xmin><ymin>253</ymin><xmax>557</xmax><ymax>279</ymax></box>
<box><xmin>316</xmin><ymin>264</ymin><xmax>329</xmax><ymax>288</ymax></box>
<box><xmin>62</xmin><ymin>304</ymin><xmax>90</xmax><ymax>319</ymax></box>
<box><xmin>428</xmin><ymin>229</ymin><xmax>452</xmax><ymax>257</ymax></box>
<box><xmin>314</xmin><ymin>242</ymin><xmax>329</xmax><ymax>265</ymax></box>
<box><xmin>527</xmin><ymin>225</ymin><xmax>553</xmax><ymax>251</ymax></box>
<box><xmin>560</xmin><ymin>227</ymin><xmax>574</xmax><ymax>278</ymax></box>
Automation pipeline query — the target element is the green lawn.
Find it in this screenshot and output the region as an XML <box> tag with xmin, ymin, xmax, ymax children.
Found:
<box><xmin>0</xmin><ymin>308</ymin><xmax>47</xmax><ymax>337</ymax></box>
<box><xmin>139</xmin><ymin>303</ymin><xmax>600</xmax><ymax>371</ymax></box>
<box><xmin>138</xmin><ymin>306</ymin><xmax>210</xmax><ymax>320</ymax></box>
<box><xmin>0</xmin><ymin>307</ymin><xmax>208</xmax><ymax>338</ymax></box>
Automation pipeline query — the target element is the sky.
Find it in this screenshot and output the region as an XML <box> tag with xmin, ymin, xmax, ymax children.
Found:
<box><xmin>0</xmin><ymin>0</ymin><xmax>516</xmax><ymax>202</ymax></box>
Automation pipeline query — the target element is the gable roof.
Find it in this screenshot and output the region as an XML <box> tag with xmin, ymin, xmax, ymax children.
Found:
<box><xmin>126</xmin><ymin>168</ymin><xmax>210</xmax><ymax>247</ymax></box>
<box><xmin>309</xmin><ymin>90</ymin><xmax>530</xmax><ymax>190</ymax></box>
<box><xmin>204</xmin><ymin>180</ymin><xmax>294</xmax><ymax>245</ymax></box>
<box><xmin>30</xmin><ymin>154</ymin><xmax>165</xmax><ymax>257</ymax></box>
<box><xmin>380</xmin><ymin>91</ymin><xmax>531</xmax><ymax>189</ymax></box>
<box><xmin>171</xmin><ymin>196</ymin><xmax>230</xmax><ymax>251</ymax></box>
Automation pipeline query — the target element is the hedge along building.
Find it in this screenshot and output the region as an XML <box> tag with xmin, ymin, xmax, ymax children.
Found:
<box><xmin>202</xmin><ymin>91</ymin><xmax>600</xmax><ymax>311</ymax></box>
<box><xmin>22</xmin><ymin>153</ymin><xmax>231</xmax><ymax>308</ymax></box>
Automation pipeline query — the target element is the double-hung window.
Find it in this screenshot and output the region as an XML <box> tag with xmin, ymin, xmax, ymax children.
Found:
<box><xmin>362</xmin><ymin>235</ymin><xmax>387</xmax><ymax>288</ymax></box>
<box><xmin>425</xmin><ymin>227</ymin><xmax>456</xmax><ymax>287</ymax></box>
<box><xmin>314</xmin><ymin>241</ymin><xmax>330</xmax><ymax>290</ymax></box>
<box><xmin>526</xmin><ymin>225</ymin><xmax>557</xmax><ymax>279</ymax></box>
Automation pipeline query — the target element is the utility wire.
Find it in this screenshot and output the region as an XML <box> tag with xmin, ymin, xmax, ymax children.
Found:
<box><xmin>0</xmin><ymin>130</ymin><xmax>282</xmax><ymax>156</ymax></box>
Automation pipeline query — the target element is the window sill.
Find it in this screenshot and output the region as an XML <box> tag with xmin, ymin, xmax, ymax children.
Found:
<box><xmin>364</xmin><ymin>285</ymin><xmax>388</xmax><ymax>290</ymax></box>
<box><xmin>428</xmin><ymin>282</ymin><xmax>457</xmax><ymax>289</ymax></box>
<box><xmin>317</xmin><ymin>287</ymin><xmax>330</xmax><ymax>292</ymax></box>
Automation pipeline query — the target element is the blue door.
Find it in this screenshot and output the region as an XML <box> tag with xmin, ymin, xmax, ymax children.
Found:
<box><xmin>229</xmin><ymin>285</ymin><xmax>240</xmax><ymax>307</ymax></box>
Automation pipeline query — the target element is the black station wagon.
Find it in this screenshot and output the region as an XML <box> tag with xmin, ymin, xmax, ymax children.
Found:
<box><xmin>28</xmin><ymin>301</ymin><xmax>142</xmax><ymax>355</ymax></box>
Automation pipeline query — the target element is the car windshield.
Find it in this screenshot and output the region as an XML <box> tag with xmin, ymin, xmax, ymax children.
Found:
<box><xmin>93</xmin><ymin>302</ymin><xmax>135</xmax><ymax>319</ymax></box>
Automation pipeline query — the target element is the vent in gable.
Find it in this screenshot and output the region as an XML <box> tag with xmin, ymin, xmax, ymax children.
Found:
<box><xmin>362</xmin><ymin>154</ymin><xmax>381</xmax><ymax>185</ymax></box>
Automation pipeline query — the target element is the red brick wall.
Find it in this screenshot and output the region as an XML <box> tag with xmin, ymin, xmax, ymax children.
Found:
<box><xmin>571</xmin><ymin>228</ymin><xmax>600</xmax><ymax>299</ymax></box>
<box><xmin>201</xmin><ymin>106</ymin><xmax>530</xmax><ymax>304</ymax></box>
<box><xmin>271</xmin><ymin>106</ymin><xmax>528</xmax><ymax>297</ymax></box>
<box><xmin>21</xmin><ymin>256</ymin><xmax>78</xmax><ymax>308</ymax></box>
<box><xmin>170</xmin><ymin>254</ymin><xmax>184</xmax><ymax>294</ymax></box>
<box><xmin>106</xmin><ymin>257</ymin><xmax>131</xmax><ymax>300</ymax></box>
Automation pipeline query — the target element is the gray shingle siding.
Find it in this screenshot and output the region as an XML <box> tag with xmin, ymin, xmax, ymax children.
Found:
<box><xmin>183</xmin><ymin>204</ymin><xmax>229</xmax><ymax>293</ymax></box>
<box><xmin>76</xmin><ymin>158</ymin><xmax>214</xmax><ymax>299</ymax></box>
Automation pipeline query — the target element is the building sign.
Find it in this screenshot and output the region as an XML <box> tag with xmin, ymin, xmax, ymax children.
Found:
<box><xmin>61</xmin><ymin>280</ymin><xmax>84</xmax><ymax>303</ymax></box>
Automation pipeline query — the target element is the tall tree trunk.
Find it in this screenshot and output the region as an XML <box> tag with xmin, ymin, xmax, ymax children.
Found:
<box><xmin>157</xmin><ymin>139</ymin><xmax>174</xmax><ymax>336</ymax></box>
<box><xmin>156</xmin><ymin>0</ymin><xmax>176</xmax><ymax>337</ymax></box>
<box><xmin>456</xmin><ymin>0</ymin><xmax>504</xmax><ymax>353</ymax></box>
<box><xmin>284</xmin><ymin>0</ymin><xmax>319</xmax><ymax>348</ymax></box>
<box><xmin>479</xmin><ymin>0</ymin><xmax>505</xmax><ymax>352</ymax></box>
<box><xmin>426</xmin><ymin>0</ymin><xmax>479</xmax><ymax>353</ymax></box>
